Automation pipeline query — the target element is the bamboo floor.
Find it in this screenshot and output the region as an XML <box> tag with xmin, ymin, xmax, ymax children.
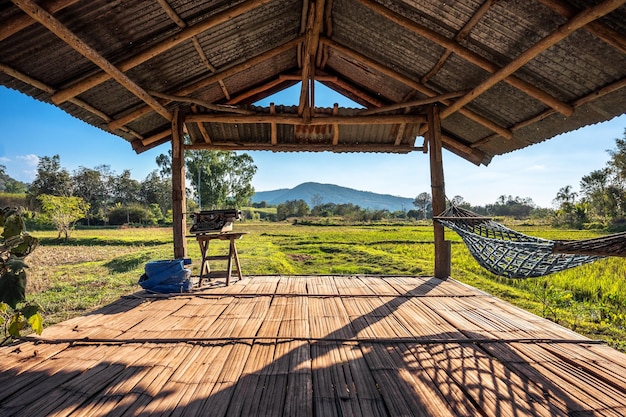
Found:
<box><xmin>2</xmin><ymin>275</ymin><xmax>626</xmax><ymax>416</ymax></box>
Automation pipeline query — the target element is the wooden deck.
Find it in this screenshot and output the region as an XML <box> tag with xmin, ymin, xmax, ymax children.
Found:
<box><xmin>2</xmin><ymin>275</ymin><xmax>626</xmax><ymax>416</ymax></box>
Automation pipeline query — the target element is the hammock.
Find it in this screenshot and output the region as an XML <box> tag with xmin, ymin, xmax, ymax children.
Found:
<box><xmin>435</xmin><ymin>206</ymin><xmax>626</xmax><ymax>279</ymax></box>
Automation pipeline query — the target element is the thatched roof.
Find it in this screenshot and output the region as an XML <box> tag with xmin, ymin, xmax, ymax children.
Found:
<box><xmin>1</xmin><ymin>0</ymin><xmax>625</xmax><ymax>165</ymax></box>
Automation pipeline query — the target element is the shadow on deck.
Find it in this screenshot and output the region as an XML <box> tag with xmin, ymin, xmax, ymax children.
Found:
<box><xmin>1</xmin><ymin>275</ymin><xmax>625</xmax><ymax>416</ymax></box>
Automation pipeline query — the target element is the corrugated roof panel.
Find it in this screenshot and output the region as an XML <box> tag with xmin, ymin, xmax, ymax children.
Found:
<box><xmin>196</xmin><ymin>1</ymin><xmax>302</xmax><ymax>69</ymax></box>
<box><xmin>221</xmin><ymin>49</ymin><xmax>298</xmax><ymax>99</ymax></box>
<box><xmin>332</xmin><ymin>0</ymin><xmax>446</xmax><ymax>81</ymax></box>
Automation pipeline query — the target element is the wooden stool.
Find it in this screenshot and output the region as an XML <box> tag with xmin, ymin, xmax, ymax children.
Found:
<box><xmin>195</xmin><ymin>232</ymin><xmax>247</xmax><ymax>286</ymax></box>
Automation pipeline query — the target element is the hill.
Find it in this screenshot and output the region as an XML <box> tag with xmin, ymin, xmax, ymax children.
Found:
<box><xmin>252</xmin><ymin>182</ymin><xmax>414</xmax><ymax>212</ymax></box>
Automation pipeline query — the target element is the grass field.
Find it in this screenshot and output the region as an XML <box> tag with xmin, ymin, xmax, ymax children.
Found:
<box><xmin>20</xmin><ymin>221</ymin><xmax>626</xmax><ymax>350</ymax></box>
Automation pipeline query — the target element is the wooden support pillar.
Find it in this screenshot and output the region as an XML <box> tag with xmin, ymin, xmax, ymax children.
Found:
<box><xmin>428</xmin><ymin>105</ymin><xmax>451</xmax><ymax>279</ymax></box>
<box><xmin>171</xmin><ymin>108</ymin><xmax>188</xmax><ymax>259</ymax></box>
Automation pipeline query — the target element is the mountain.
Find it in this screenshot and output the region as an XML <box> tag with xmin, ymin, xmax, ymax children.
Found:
<box><xmin>252</xmin><ymin>182</ymin><xmax>414</xmax><ymax>212</ymax></box>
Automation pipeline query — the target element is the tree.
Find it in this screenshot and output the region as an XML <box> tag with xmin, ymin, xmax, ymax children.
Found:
<box><xmin>276</xmin><ymin>200</ymin><xmax>310</xmax><ymax>220</ymax></box>
<box><xmin>580</xmin><ymin>168</ymin><xmax>610</xmax><ymax>222</ymax></box>
<box><xmin>38</xmin><ymin>195</ymin><xmax>89</xmax><ymax>239</ymax></box>
<box><xmin>72</xmin><ymin>166</ymin><xmax>110</xmax><ymax>225</ymax></box>
<box><xmin>27</xmin><ymin>155</ymin><xmax>72</xmax><ymax>202</ymax></box>
<box><xmin>0</xmin><ymin>165</ymin><xmax>27</xmax><ymax>194</ymax></box>
<box><xmin>112</xmin><ymin>170</ymin><xmax>141</xmax><ymax>224</ymax></box>
<box><xmin>140</xmin><ymin>170</ymin><xmax>172</xmax><ymax>217</ymax></box>
<box><xmin>413</xmin><ymin>192</ymin><xmax>431</xmax><ymax>219</ymax></box>
<box><xmin>158</xmin><ymin>150</ymin><xmax>257</xmax><ymax>209</ymax></box>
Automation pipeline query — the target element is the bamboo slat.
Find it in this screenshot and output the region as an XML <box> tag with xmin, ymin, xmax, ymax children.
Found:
<box><xmin>2</xmin><ymin>275</ymin><xmax>626</xmax><ymax>416</ymax></box>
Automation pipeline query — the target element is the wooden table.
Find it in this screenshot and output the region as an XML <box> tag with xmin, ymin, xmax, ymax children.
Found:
<box><xmin>194</xmin><ymin>231</ymin><xmax>247</xmax><ymax>286</ymax></box>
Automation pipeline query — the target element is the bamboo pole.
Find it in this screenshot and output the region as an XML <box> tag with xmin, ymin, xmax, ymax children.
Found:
<box><xmin>440</xmin><ymin>0</ymin><xmax>626</xmax><ymax>120</ymax></box>
<box><xmin>356</xmin><ymin>0</ymin><xmax>575</xmax><ymax>117</ymax></box>
<box><xmin>184</xmin><ymin>113</ymin><xmax>426</xmax><ymax>125</ymax></box>
<box><xmin>12</xmin><ymin>0</ymin><xmax>172</xmax><ymax>121</ymax></box>
<box><xmin>50</xmin><ymin>0</ymin><xmax>273</xmax><ymax>104</ymax></box>
<box><xmin>171</xmin><ymin>109</ymin><xmax>187</xmax><ymax>259</ymax></box>
<box><xmin>428</xmin><ymin>105</ymin><xmax>450</xmax><ymax>279</ymax></box>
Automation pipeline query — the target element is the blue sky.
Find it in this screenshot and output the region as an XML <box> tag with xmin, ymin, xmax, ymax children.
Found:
<box><xmin>0</xmin><ymin>85</ymin><xmax>624</xmax><ymax>208</ymax></box>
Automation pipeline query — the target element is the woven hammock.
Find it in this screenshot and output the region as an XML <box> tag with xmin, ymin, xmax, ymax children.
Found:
<box><xmin>434</xmin><ymin>206</ymin><xmax>626</xmax><ymax>278</ymax></box>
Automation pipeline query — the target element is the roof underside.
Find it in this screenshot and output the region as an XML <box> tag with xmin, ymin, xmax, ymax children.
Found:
<box><xmin>1</xmin><ymin>0</ymin><xmax>625</xmax><ymax>165</ymax></box>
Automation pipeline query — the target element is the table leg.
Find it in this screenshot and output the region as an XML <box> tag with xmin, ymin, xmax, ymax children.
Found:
<box><xmin>226</xmin><ymin>238</ymin><xmax>234</xmax><ymax>286</ymax></box>
<box><xmin>232</xmin><ymin>240</ymin><xmax>243</xmax><ymax>281</ymax></box>
<box><xmin>199</xmin><ymin>239</ymin><xmax>210</xmax><ymax>281</ymax></box>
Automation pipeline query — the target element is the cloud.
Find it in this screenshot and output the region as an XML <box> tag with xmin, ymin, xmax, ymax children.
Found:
<box><xmin>0</xmin><ymin>156</ymin><xmax>10</xmax><ymax>163</ymax></box>
<box><xmin>15</xmin><ymin>154</ymin><xmax>39</xmax><ymax>166</ymax></box>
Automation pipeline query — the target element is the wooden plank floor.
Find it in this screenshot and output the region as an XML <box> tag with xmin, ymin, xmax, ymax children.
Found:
<box><xmin>2</xmin><ymin>275</ymin><xmax>626</xmax><ymax>416</ymax></box>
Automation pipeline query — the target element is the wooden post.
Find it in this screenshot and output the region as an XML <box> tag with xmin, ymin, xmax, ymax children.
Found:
<box><xmin>171</xmin><ymin>108</ymin><xmax>188</xmax><ymax>259</ymax></box>
<box><xmin>428</xmin><ymin>105</ymin><xmax>451</xmax><ymax>279</ymax></box>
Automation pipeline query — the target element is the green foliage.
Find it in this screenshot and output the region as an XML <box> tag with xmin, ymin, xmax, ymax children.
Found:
<box><xmin>0</xmin><ymin>207</ymin><xmax>41</xmax><ymax>342</ymax></box>
<box><xmin>38</xmin><ymin>194</ymin><xmax>89</xmax><ymax>239</ymax></box>
<box><xmin>108</xmin><ymin>204</ymin><xmax>157</xmax><ymax>225</ymax></box>
<box><xmin>183</xmin><ymin>150</ymin><xmax>257</xmax><ymax>209</ymax></box>
<box><xmin>277</xmin><ymin>199</ymin><xmax>310</xmax><ymax>220</ymax></box>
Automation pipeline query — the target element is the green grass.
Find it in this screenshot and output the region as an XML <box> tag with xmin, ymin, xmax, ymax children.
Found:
<box><xmin>16</xmin><ymin>222</ymin><xmax>626</xmax><ymax>350</ymax></box>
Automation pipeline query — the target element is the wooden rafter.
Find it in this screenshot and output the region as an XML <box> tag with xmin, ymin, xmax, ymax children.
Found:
<box><xmin>473</xmin><ymin>76</ymin><xmax>626</xmax><ymax>148</ymax></box>
<box><xmin>185</xmin><ymin>142</ymin><xmax>423</xmax><ymax>153</ymax></box>
<box><xmin>358</xmin><ymin>90</ymin><xmax>468</xmax><ymax>116</ymax></box>
<box><xmin>270</xmin><ymin>103</ymin><xmax>277</xmax><ymax>145</ymax></box>
<box><xmin>0</xmin><ymin>63</ymin><xmax>110</xmax><ymax>124</ymax></box>
<box><xmin>421</xmin><ymin>0</ymin><xmax>498</xmax><ymax>84</ymax></box>
<box><xmin>298</xmin><ymin>0</ymin><xmax>325</xmax><ymax>118</ymax></box>
<box><xmin>107</xmin><ymin>36</ymin><xmax>304</xmax><ymax>132</ymax></box>
<box><xmin>537</xmin><ymin>0</ymin><xmax>626</xmax><ymax>54</ymax></box>
<box><xmin>321</xmin><ymin>37</ymin><xmax>513</xmax><ymax>139</ymax></box>
<box><xmin>148</xmin><ymin>91</ymin><xmax>253</xmax><ymax>115</ymax></box>
<box><xmin>11</xmin><ymin>0</ymin><xmax>172</xmax><ymax>121</ymax></box>
<box><xmin>0</xmin><ymin>0</ymin><xmax>79</xmax><ymax>42</ymax></box>
<box><xmin>50</xmin><ymin>0</ymin><xmax>272</xmax><ymax>105</ymax></box>
<box><xmin>227</xmin><ymin>74</ymin><xmax>299</xmax><ymax>105</ymax></box>
<box><xmin>440</xmin><ymin>0</ymin><xmax>626</xmax><ymax>121</ymax></box>
<box><xmin>356</xmin><ymin>0</ymin><xmax>574</xmax><ymax>117</ymax></box>
<box><xmin>142</xmin><ymin>129</ymin><xmax>172</xmax><ymax>147</ymax></box>
<box><xmin>319</xmin><ymin>76</ymin><xmax>386</xmax><ymax>108</ymax></box>
<box><xmin>331</xmin><ymin>103</ymin><xmax>339</xmax><ymax>146</ymax></box>
<box><xmin>185</xmin><ymin>113</ymin><xmax>426</xmax><ymax>126</ymax></box>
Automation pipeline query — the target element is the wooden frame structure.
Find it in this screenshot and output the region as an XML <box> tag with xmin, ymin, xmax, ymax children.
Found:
<box><xmin>2</xmin><ymin>0</ymin><xmax>626</xmax><ymax>278</ymax></box>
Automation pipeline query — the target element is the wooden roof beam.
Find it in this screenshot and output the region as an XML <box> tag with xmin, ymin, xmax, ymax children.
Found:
<box><xmin>321</xmin><ymin>37</ymin><xmax>512</xmax><ymax>139</ymax></box>
<box><xmin>12</xmin><ymin>0</ymin><xmax>172</xmax><ymax>121</ymax></box>
<box><xmin>298</xmin><ymin>0</ymin><xmax>325</xmax><ymax>118</ymax></box>
<box><xmin>226</xmin><ymin>74</ymin><xmax>297</xmax><ymax>105</ymax></box>
<box><xmin>50</xmin><ymin>0</ymin><xmax>273</xmax><ymax>104</ymax></box>
<box><xmin>185</xmin><ymin>113</ymin><xmax>426</xmax><ymax>125</ymax></box>
<box><xmin>422</xmin><ymin>0</ymin><xmax>499</xmax><ymax>84</ymax></box>
<box><xmin>441</xmin><ymin>134</ymin><xmax>489</xmax><ymax>166</ymax></box>
<box><xmin>0</xmin><ymin>0</ymin><xmax>79</xmax><ymax>42</ymax></box>
<box><xmin>358</xmin><ymin>90</ymin><xmax>468</xmax><ymax>116</ymax></box>
<box><xmin>537</xmin><ymin>0</ymin><xmax>626</xmax><ymax>54</ymax></box>
<box><xmin>184</xmin><ymin>142</ymin><xmax>423</xmax><ymax>153</ymax></box>
<box><xmin>149</xmin><ymin>91</ymin><xmax>253</xmax><ymax>115</ymax></box>
<box><xmin>474</xmin><ymin>76</ymin><xmax>626</xmax><ymax>148</ymax></box>
<box><xmin>154</xmin><ymin>0</ymin><xmax>233</xmax><ymax>101</ymax></box>
<box><xmin>108</xmin><ymin>36</ymin><xmax>303</xmax><ymax>132</ymax></box>
<box><xmin>356</xmin><ymin>0</ymin><xmax>574</xmax><ymax>117</ymax></box>
<box><xmin>319</xmin><ymin>76</ymin><xmax>387</xmax><ymax>108</ymax></box>
<box><xmin>441</xmin><ymin>0</ymin><xmax>626</xmax><ymax>121</ymax></box>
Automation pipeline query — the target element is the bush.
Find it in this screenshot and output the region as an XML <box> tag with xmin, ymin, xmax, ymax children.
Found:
<box><xmin>108</xmin><ymin>204</ymin><xmax>156</xmax><ymax>225</ymax></box>
<box><xmin>608</xmin><ymin>216</ymin><xmax>626</xmax><ymax>232</ymax></box>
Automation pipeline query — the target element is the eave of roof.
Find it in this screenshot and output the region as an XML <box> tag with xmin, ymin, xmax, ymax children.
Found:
<box><xmin>0</xmin><ymin>0</ymin><xmax>624</xmax><ymax>166</ymax></box>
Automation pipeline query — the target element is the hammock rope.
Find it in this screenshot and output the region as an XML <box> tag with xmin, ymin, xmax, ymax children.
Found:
<box><xmin>434</xmin><ymin>206</ymin><xmax>613</xmax><ymax>279</ymax></box>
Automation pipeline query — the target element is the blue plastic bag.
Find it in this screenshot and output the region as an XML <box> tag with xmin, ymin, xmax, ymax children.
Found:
<box><xmin>139</xmin><ymin>259</ymin><xmax>192</xmax><ymax>293</ymax></box>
